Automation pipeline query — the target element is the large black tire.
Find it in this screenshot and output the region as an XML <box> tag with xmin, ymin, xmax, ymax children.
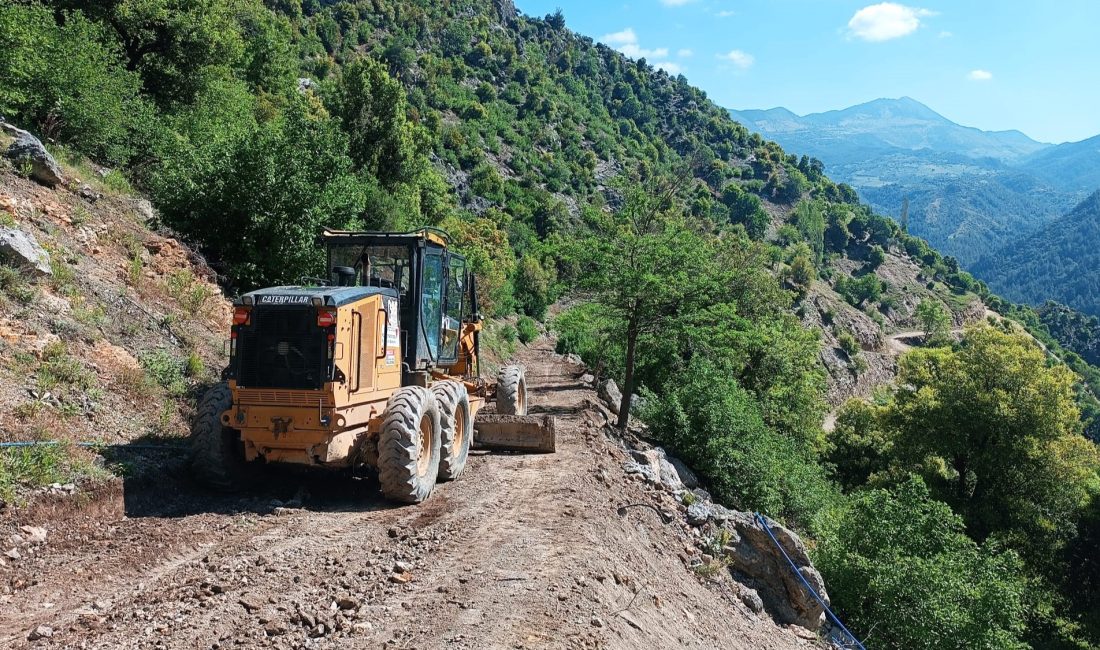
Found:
<box><xmin>191</xmin><ymin>383</ymin><xmax>251</xmax><ymax>490</ymax></box>
<box><xmin>497</xmin><ymin>365</ymin><xmax>527</xmax><ymax>416</ymax></box>
<box><xmin>432</xmin><ymin>380</ymin><xmax>472</xmax><ymax>481</ymax></box>
<box><xmin>378</xmin><ymin>386</ymin><xmax>442</xmax><ymax>503</ymax></box>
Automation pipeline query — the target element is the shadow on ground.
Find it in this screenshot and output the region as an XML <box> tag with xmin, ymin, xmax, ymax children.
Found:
<box><xmin>99</xmin><ymin>443</ymin><xmax>396</xmax><ymax>520</ymax></box>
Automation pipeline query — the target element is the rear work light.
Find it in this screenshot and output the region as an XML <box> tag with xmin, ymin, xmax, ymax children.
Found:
<box><xmin>317</xmin><ymin>310</ymin><xmax>337</xmax><ymax>328</ymax></box>
<box><xmin>232</xmin><ymin>307</ymin><xmax>251</xmax><ymax>326</ymax></box>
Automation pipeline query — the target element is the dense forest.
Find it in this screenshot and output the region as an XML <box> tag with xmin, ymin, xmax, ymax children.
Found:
<box><xmin>3</xmin><ymin>1</ymin><xmax>1100</xmax><ymax>648</ymax></box>
<box><xmin>975</xmin><ymin>191</ymin><xmax>1100</xmax><ymax>316</ymax></box>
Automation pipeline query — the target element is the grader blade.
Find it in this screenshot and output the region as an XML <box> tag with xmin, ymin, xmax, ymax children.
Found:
<box><xmin>473</xmin><ymin>415</ymin><xmax>556</xmax><ymax>453</ymax></box>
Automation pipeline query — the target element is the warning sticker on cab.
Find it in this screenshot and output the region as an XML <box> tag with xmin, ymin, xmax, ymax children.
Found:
<box><xmin>384</xmin><ymin>296</ymin><xmax>399</xmax><ymax>363</ymax></box>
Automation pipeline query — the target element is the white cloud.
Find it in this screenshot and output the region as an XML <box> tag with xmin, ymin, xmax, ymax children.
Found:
<box><xmin>659</xmin><ymin>0</ymin><xmax>695</xmax><ymax>6</ymax></box>
<box><xmin>967</xmin><ymin>69</ymin><xmax>993</xmax><ymax>81</ymax></box>
<box><xmin>600</xmin><ymin>27</ymin><xmax>669</xmax><ymax>60</ymax></box>
<box><xmin>654</xmin><ymin>61</ymin><xmax>684</xmax><ymax>74</ymax></box>
<box><xmin>715</xmin><ymin>10</ymin><xmax>735</xmax><ymax>17</ymax></box>
<box><xmin>718</xmin><ymin>49</ymin><xmax>755</xmax><ymax>69</ymax></box>
<box><xmin>939</xmin><ymin>30</ymin><xmax>953</xmax><ymax>38</ymax></box>
<box><xmin>677</xmin><ymin>48</ymin><xmax>694</xmax><ymax>58</ymax></box>
<box><xmin>847</xmin><ymin>3</ymin><xmax>936</xmax><ymax>42</ymax></box>
<box><xmin>601</xmin><ymin>28</ymin><xmax>637</xmax><ymax>46</ymax></box>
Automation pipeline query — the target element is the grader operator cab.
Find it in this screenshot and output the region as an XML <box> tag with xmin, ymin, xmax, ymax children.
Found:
<box><xmin>191</xmin><ymin>228</ymin><xmax>554</xmax><ymax>503</ymax></box>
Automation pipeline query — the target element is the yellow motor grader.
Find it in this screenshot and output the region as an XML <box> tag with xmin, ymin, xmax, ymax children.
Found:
<box><xmin>191</xmin><ymin>228</ymin><xmax>554</xmax><ymax>503</ymax></box>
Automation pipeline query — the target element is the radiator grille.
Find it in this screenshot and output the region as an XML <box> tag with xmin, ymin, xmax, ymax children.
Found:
<box><xmin>237</xmin><ymin>390</ymin><xmax>331</xmax><ymax>406</ymax></box>
<box><xmin>237</xmin><ymin>307</ymin><xmax>326</xmax><ymax>390</ymax></box>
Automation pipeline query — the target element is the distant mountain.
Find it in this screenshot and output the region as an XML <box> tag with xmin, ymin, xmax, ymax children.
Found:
<box><xmin>1024</xmin><ymin>133</ymin><xmax>1100</xmax><ymax>194</ymax></box>
<box><xmin>730</xmin><ymin>97</ymin><xmax>1047</xmax><ymax>162</ymax></box>
<box><xmin>729</xmin><ymin>98</ymin><xmax>1100</xmax><ymax>266</ymax></box>
<box><xmin>973</xmin><ymin>191</ymin><xmax>1100</xmax><ymax>316</ymax></box>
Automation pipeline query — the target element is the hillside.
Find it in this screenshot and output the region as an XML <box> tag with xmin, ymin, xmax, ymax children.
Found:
<box><xmin>729</xmin><ymin>97</ymin><xmax>1095</xmax><ymax>266</ymax></box>
<box><xmin>0</xmin><ymin>144</ymin><xmax>228</xmax><ymax>496</ymax></box>
<box><xmin>974</xmin><ymin>191</ymin><xmax>1100</xmax><ymax>315</ymax></box>
<box><xmin>1024</xmin><ymin>133</ymin><xmax>1100</xmax><ymax>193</ymax></box>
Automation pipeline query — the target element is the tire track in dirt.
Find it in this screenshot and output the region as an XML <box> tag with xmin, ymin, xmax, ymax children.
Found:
<box><xmin>2</xmin><ymin>340</ymin><xmax>821</xmax><ymax>649</ymax></box>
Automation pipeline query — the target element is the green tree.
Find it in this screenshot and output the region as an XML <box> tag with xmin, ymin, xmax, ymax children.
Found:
<box><xmin>888</xmin><ymin>326</ymin><xmax>1100</xmax><ymax>561</ymax></box>
<box><xmin>722</xmin><ymin>183</ymin><xmax>769</xmax><ymax>240</ymax></box>
<box><xmin>580</xmin><ymin>176</ymin><xmax>720</xmax><ymax>428</ymax></box>
<box><xmin>324</xmin><ymin>57</ymin><xmax>423</xmax><ymax>188</ymax></box>
<box><xmin>513</xmin><ymin>255</ymin><xmax>555</xmax><ymax>319</ymax></box>
<box><xmin>816</xmin><ymin>477</ymin><xmax>1028</xmax><ymax>650</ymax></box>
<box><xmin>826</xmin><ymin>399</ymin><xmax>892</xmax><ymax>490</ymax></box>
<box><xmin>916</xmin><ymin>299</ymin><xmax>951</xmax><ymax>347</ymax></box>
<box><xmin>0</xmin><ymin>4</ymin><xmax>148</xmax><ymax>163</ymax></box>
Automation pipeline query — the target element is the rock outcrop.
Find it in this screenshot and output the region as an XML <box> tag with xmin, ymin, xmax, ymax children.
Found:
<box><xmin>2</xmin><ymin>123</ymin><xmax>64</xmax><ymax>187</ymax></box>
<box><xmin>614</xmin><ymin>434</ymin><xmax>828</xmax><ymax>631</ymax></box>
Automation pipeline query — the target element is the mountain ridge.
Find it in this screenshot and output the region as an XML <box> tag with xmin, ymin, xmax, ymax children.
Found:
<box><xmin>729</xmin><ymin>96</ymin><xmax>1100</xmax><ymax>266</ymax></box>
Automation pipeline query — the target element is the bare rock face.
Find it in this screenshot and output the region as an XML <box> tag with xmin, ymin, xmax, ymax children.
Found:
<box><xmin>493</xmin><ymin>0</ymin><xmax>518</xmax><ymax>24</ymax></box>
<box><xmin>0</xmin><ymin>227</ymin><xmax>52</xmax><ymax>276</ymax></box>
<box><xmin>724</xmin><ymin>512</ymin><xmax>827</xmax><ymax>630</ymax></box>
<box><xmin>2</xmin><ymin>124</ymin><xmax>64</xmax><ymax>187</ymax></box>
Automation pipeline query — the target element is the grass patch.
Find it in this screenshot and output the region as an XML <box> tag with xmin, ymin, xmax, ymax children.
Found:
<box><xmin>481</xmin><ymin>320</ymin><xmax>517</xmax><ymax>368</ymax></box>
<box><xmin>166</xmin><ymin>269</ymin><xmax>212</xmax><ymax>315</ymax></box>
<box><xmin>0</xmin><ymin>266</ymin><xmax>37</xmax><ymax>305</ymax></box>
<box><xmin>140</xmin><ymin>349</ymin><xmax>188</xmax><ymax>397</ymax></box>
<box><xmin>0</xmin><ymin>444</ymin><xmax>110</xmax><ymax>504</ymax></box>
<box><xmin>37</xmin><ymin>341</ymin><xmax>96</xmax><ymax>391</ymax></box>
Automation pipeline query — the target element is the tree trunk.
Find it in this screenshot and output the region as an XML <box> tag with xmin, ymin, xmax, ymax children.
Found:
<box><xmin>617</xmin><ymin>312</ymin><xmax>638</xmax><ymax>429</ymax></box>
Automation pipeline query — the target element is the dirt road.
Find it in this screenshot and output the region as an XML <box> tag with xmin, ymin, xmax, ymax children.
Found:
<box><xmin>1</xmin><ymin>340</ymin><xmax>818</xmax><ymax>649</ymax></box>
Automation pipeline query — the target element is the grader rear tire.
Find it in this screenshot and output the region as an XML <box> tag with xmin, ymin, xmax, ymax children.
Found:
<box><xmin>191</xmin><ymin>383</ymin><xmax>251</xmax><ymax>491</ymax></box>
<box><xmin>497</xmin><ymin>365</ymin><xmax>527</xmax><ymax>416</ymax></box>
<box><xmin>378</xmin><ymin>386</ymin><xmax>442</xmax><ymax>503</ymax></box>
<box><xmin>433</xmin><ymin>381</ymin><xmax>472</xmax><ymax>481</ymax></box>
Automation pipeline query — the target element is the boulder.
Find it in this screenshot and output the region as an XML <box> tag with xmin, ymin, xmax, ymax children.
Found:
<box><xmin>666</xmin><ymin>455</ymin><xmax>700</xmax><ymax>489</ymax></box>
<box><xmin>4</xmin><ymin>127</ymin><xmax>63</xmax><ymax>187</ymax></box>
<box><xmin>599</xmin><ymin>379</ymin><xmax>623</xmax><ymax>413</ymax></box>
<box><xmin>0</xmin><ymin>227</ymin><xmax>51</xmax><ymax>276</ymax></box>
<box><xmin>630</xmin><ymin>393</ymin><xmax>648</xmax><ymax>415</ymax></box>
<box><xmin>686</xmin><ymin>502</ymin><xmax>713</xmax><ymax>527</ymax></box>
<box><xmin>623</xmin><ymin>449</ymin><xmax>662</xmax><ymax>485</ymax></box>
<box><xmin>724</xmin><ymin>511</ymin><xmax>827</xmax><ymax>630</ymax></box>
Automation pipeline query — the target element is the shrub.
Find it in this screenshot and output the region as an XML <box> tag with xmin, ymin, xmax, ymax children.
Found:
<box><xmin>644</xmin><ymin>357</ymin><xmax>838</xmax><ymax>528</ymax></box>
<box><xmin>838</xmin><ymin>331</ymin><xmax>861</xmax><ymax>358</ymax></box>
<box><xmin>140</xmin><ymin>350</ymin><xmax>188</xmax><ymax>397</ymax></box>
<box><xmin>516</xmin><ymin>316</ymin><xmax>538</xmax><ymax>345</ymax></box>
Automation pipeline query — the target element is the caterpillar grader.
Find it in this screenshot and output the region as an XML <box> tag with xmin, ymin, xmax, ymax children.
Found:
<box><xmin>190</xmin><ymin>228</ymin><xmax>555</xmax><ymax>503</ymax></box>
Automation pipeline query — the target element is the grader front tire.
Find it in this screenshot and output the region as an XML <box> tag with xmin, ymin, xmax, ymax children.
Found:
<box><xmin>433</xmin><ymin>381</ymin><xmax>472</xmax><ymax>481</ymax></box>
<box><xmin>497</xmin><ymin>365</ymin><xmax>528</xmax><ymax>416</ymax></box>
<box><xmin>378</xmin><ymin>386</ymin><xmax>442</xmax><ymax>504</ymax></box>
<box><xmin>191</xmin><ymin>383</ymin><xmax>251</xmax><ymax>491</ymax></box>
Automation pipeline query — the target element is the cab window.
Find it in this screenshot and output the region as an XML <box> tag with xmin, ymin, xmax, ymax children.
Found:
<box><xmin>441</xmin><ymin>256</ymin><xmax>466</xmax><ymax>361</ymax></box>
<box><xmin>420</xmin><ymin>252</ymin><xmax>445</xmax><ymax>362</ymax></box>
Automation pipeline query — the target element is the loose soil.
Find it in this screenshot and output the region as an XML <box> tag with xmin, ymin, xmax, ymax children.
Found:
<box><xmin>1</xmin><ymin>340</ymin><xmax>820</xmax><ymax>649</ymax></box>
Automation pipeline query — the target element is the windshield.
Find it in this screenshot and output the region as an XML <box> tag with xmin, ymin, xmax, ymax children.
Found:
<box><xmin>329</xmin><ymin>244</ymin><xmax>411</xmax><ymax>293</ymax></box>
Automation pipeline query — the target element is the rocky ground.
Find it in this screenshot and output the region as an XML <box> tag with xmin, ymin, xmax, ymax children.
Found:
<box><xmin>0</xmin><ymin>340</ymin><xmax>826</xmax><ymax>649</ymax></box>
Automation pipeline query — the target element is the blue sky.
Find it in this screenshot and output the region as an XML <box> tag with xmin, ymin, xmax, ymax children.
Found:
<box><xmin>516</xmin><ymin>0</ymin><xmax>1100</xmax><ymax>144</ymax></box>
